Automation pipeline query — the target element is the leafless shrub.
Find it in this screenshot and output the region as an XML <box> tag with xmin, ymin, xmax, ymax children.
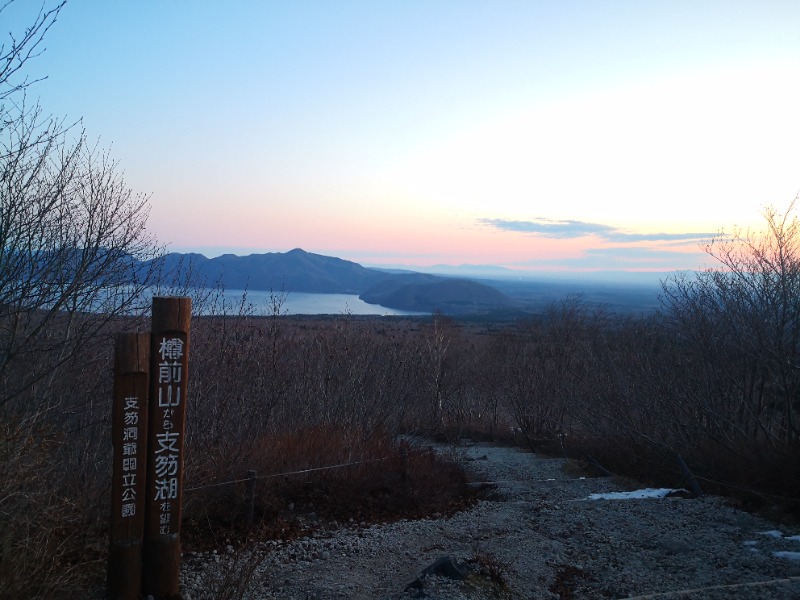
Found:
<box><xmin>496</xmin><ymin>297</ymin><xmax>600</xmax><ymax>450</ymax></box>
<box><xmin>203</xmin><ymin>548</ymin><xmax>265</xmax><ymax>600</ymax></box>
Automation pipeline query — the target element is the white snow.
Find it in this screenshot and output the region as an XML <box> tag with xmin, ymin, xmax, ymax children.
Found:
<box><xmin>587</xmin><ymin>488</ymin><xmax>677</xmax><ymax>500</ymax></box>
<box><xmin>773</xmin><ymin>551</ymin><xmax>800</xmax><ymax>561</ymax></box>
<box><xmin>757</xmin><ymin>530</ymin><xmax>784</xmax><ymax>539</ymax></box>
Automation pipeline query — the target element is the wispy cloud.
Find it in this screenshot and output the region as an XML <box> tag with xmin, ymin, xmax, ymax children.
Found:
<box><xmin>478</xmin><ymin>218</ymin><xmax>716</xmax><ymax>243</ymax></box>
<box><xmin>604</xmin><ymin>231</ymin><xmax>717</xmax><ymax>243</ymax></box>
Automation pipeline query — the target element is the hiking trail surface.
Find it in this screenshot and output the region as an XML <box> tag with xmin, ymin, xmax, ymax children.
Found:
<box><xmin>180</xmin><ymin>441</ymin><xmax>800</xmax><ymax>599</ymax></box>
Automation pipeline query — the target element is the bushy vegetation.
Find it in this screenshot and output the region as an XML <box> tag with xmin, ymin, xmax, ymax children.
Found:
<box><xmin>0</xmin><ymin>306</ymin><xmax>480</xmax><ymax>598</ymax></box>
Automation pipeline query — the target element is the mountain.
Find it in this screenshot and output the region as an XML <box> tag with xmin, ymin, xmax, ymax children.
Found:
<box><xmin>358</xmin><ymin>273</ymin><xmax>517</xmax><ymax>315</ymax></box>
<box><xmin>144</xmin><ymin>248</ymin><xmax>516</xmax><ymax>315</ymax></box>
<box><xmin>155</xmin><ymin>248</ymin><xmax>387</xmax><ymax>293</ymax></box>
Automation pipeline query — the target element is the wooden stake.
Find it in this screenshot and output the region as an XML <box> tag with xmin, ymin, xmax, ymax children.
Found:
<box><xmin>676</xmin><ymin>453</ymin><xmax>705</xmax><ymax>498</ymax></box>
<box><xmin>246</xmin><ymin>470</ymin><xmax>257</xmax><ymax>529</ymax></box>
<box><xmin>143</xmin><ymin>297</ymin><xmax>191</xmax><ymax>599</ymax></box>
<box><xmin>108</xmin><ymin>332</ymin><xmax>150</xmax><ymax>600</ymax></box>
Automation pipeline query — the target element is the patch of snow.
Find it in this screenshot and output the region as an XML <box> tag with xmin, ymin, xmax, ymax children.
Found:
<box><xmin>757</xmin><ymin>530</ymin><xmax>784</xmax><ymax>539</ymax></box>
<box><xmin>742</xmin><ymin>540</ymin><xmax>758</xmax><ymax>546</ymax></box>
<box><xmin>773</xmin><ymin>551</ymin><xmax>800</xmax><ymax>561</ymax></box>
<box><xmin>587</xmin><ymin>488</ymin><xmax>675</xmax><ymax>500</ymax></box>
<box><xmin>786</xmin><ymin>535</ymin><xmax>800</xmax><ymax>543</ymax></box>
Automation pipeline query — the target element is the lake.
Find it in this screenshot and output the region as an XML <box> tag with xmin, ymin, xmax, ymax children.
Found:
<box><xmin>203</xmin><ymin>290</ymin><xmax>427</xmax><ymax>317</ymax></box>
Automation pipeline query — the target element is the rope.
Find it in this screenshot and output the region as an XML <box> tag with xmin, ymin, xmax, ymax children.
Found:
<box><xmin>185</xmin><ymin>477</ymin><xmax>252</xmax><ymax>492</ymax></box>
<box><xmin>542</xmin><ymin>434</ymin><xmax>797</xmax><ymax>503</ymax></box>
<box><xmin>623</xmin><ymin>576</ymin><xmax>800</xmax><ymax>599</ymax></box>
<box><xmin>184</xmin><ymin>449</ymin><xmax>434</xmax><ymax>493</ymax></box>
<box><xmin>693</xmin><ymin>474</ymin><xmax>800</xmax><ymax>503</ymax></box>
<box><xmin>469</xmin><ymin>476</ymin><xmax>607</xmax><ymax>486</ymax></box>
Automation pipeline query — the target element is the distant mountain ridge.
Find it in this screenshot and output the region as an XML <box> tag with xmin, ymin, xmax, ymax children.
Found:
<box><xmin>148</xmin><ymin>248</ymin><xmax>515</xmax><ymax>315</ymax></box>
<box><xmin>157</xmin><ymin>248</ymin><xmax>385</xmax><ymax>294</ymax></box>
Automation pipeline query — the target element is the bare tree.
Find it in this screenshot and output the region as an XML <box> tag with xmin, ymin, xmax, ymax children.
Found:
<box><xmin>0</xmin><ymin>1</ymin><xmax>65</xmax><ymax>100</ymax></box>
<box><xmin>0</xmin><ymin>3</ymin><xmax>164</xmax><ymax>409</ymax></box>
<box><xmin>419</xmin><ymin>313</ymin><xmax>467</xmax><ymax>435</ymax></box>
<box><xmin>501</xmin><ymin>296</ymin><xmax>597</xmax><ymax>450</ymax></box>
<box><xmin>0</xmin><ymin>4</ymin><xmax>166</xmax><ymax>595</ymax></box>
<box><xmin>661</xmin><ymin>199</ymin><xmax>800</xmax><ymax>451</ymax></box>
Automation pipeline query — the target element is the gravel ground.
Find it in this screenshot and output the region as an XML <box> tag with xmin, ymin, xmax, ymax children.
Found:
<box><xmin>181</xmin><ymin>442</ymin><xmax>800</xmax><ymax>599</ymax></box>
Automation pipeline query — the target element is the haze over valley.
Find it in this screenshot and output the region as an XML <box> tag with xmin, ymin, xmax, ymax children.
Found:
<box><xmin>146</xmin><ymin>248</ymin><xmax>662</xmax><ymax>315</ymax></box>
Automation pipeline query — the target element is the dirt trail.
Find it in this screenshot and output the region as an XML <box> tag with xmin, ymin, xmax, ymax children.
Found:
<box><xmin>182</xmin><ymin>442</ymin><xmax>800</xmax><ymax>599</ymax></box>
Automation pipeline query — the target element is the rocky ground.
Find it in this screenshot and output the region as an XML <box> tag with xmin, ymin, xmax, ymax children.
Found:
<box><xmin>180</xmin><ymin>442</ymin><xmax>800</xmax><ymax>599</ymax></box>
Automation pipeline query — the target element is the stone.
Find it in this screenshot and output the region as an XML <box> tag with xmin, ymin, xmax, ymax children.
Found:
<box><xmin>420</xmin><ymin>556</ymin><xmax>469</xmax><ymax>580</ymax></box>
<box><xmin>666</xmin><ymin>489</ymin><xmax>694</xmax><ymax>499</ymax></box>
<box><xmin>405</xmin><ymin>555</ymin><xmax>474</xmax><ymax>594</ymax></box>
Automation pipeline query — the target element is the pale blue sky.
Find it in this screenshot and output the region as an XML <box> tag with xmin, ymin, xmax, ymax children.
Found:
<box><xmin>5</xmin><ymin>1</ymin><xmax>800</xmax><ymax>275</ymax></box>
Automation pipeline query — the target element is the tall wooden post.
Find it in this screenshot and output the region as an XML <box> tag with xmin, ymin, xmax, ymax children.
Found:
<box><xmin>108</xmin><ymin>332</ymin><xmax>150</xmax><ymax>600</ymax></box>
<box><xmin>143</xmin><ymin>297</ymin><xmax>191</xmax><ymax>599</ymax></box>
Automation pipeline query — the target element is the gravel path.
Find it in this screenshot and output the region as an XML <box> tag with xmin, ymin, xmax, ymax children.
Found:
<box><xmin>181</xmin><ymin>442</ymin><xmax>800</xmax><ymax>599</ymax></box>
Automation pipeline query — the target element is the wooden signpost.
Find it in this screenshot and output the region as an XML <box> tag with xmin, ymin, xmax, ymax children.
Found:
<box><xmin>108</xmin><ymin>332</ymin><xmax>150</xmax><ymax>600</ymax></box>
<box><xmin>108</xmin><ymin>297</ymin><xmax>191</xmax><ymax>600</ymax></box>
<box><xmin>143</xmin><ymin>297</ymin><xmax>191</xmax><ymax>599</ymax></box>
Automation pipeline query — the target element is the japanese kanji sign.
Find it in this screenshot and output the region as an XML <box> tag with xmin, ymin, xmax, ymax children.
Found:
<box><xmin>109</xmin><ymin>331</ymin><xmax>150</xmax><ymax>600</ymax></box>
<box><xmin>143</xmin><ymin>297</ymin><xmax>191</xmax><ymax>599</ymax></box>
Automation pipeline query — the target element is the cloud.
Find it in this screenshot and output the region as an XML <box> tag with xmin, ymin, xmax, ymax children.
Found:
<box><xmin>478</xmin><ymin>218</ymin><xmax>716</xmax><ymax>243</ymax></box>
<box><xmin>478</xmin><ymin>218</ymin><xmax>615</xmax><ymax>239</ymax></box>
<box><xmin>605</xmin><ymin>231</ymin><xmax>717</xmax><ymax>243</ymax></box>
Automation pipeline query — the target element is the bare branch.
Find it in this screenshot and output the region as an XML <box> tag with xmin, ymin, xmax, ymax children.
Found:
<box><xmin>0</xmin><ymin>1</ymin><xmax>66</xmax><ymax>99</ymax></box>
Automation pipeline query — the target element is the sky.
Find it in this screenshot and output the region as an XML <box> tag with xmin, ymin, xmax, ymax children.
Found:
<box><xmin>4</xmin><ymin>1</ymin><xmax>800</xmax><ymax>277</ymax></box>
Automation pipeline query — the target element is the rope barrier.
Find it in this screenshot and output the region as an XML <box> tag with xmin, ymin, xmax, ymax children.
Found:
<box><xmin>184</xmin><ymin>449</ymin><xmax>435</xmax><ymax>493</ymax></box>
<box><xmin>546</xmin><ymin>432</ymin><xmax>798</xmax><ymax>504</ymax></box>
<box><xmin>184</xmin><ymin>477</ymin><xmax>252</xmax><ymax>493</ymax></box>
<box><xmin>469</xmin><ymin>476</ymin><xmax>608</xmax><ymax>486</ymax></box>
<box><xmin>693</xmin><ymin>474</ymin><xmax>800</xmax><ymax>503</ymax></box>
<box><xmin>623</xmin><ymin>576</ymin><xmax>800</xmax><ymax>599</ymax></box>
